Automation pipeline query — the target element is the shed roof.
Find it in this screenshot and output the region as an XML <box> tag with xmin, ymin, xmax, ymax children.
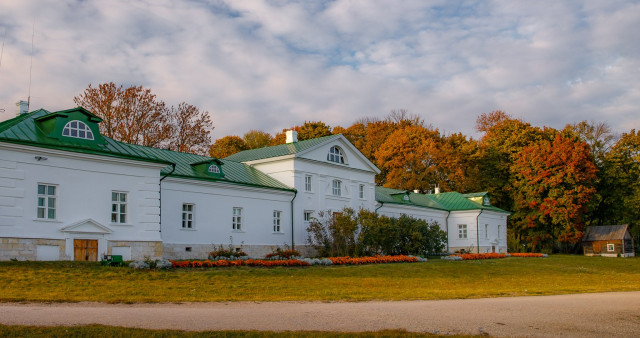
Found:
<box><xmin>582</xmin><ymin>225</ymin><xmax>630</xmax><ymax>241</ymax></box>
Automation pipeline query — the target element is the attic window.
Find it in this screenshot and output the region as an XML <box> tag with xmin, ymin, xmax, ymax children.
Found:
<box><xmin>208</xmin><ymin>165</ymin><xmax>221</xmax><ymax>174</ymax></box>
<box><xmin>62</xmin><ymin>120</ymin><xmax>94</xmax><ymax>140</ymax></box>
<box><xmin>327</xmin><ymin>146</ymin><xmax>345</xmax><ymax>164</ymax></box>
<box><xmin>483</xmin><ymin>196</ymin><xmax>490</xmax><ymax>206</ymax></box>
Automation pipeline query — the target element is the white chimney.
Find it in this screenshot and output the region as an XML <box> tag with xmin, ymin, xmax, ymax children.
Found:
<box><xmin>434</xmin><ymin>185</ymin><xmax>440</xmax><ymax>194</ymax></box>
<box><xmin>16</xmin><ymin>100</ymin><xmax>29</xmax><ymax>115</ymax></box>
<box><xmin>286</xmin><ymin>130</ymin><xmax>298</xmax><ymax>143</ymax></box>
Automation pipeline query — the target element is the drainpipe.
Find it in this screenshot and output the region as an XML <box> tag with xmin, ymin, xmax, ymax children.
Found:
<box><xmin>159</xmin><ymin>163</ymin><xmax>176</xmax><ymax>233</ymax></box>
<box><xmin>374</xmin><ymin>201</ymin><xmax>384</xmax><ymax>213</ymax></box>
<box><xmin>445</xmin><ymin>211</ymin><xmax>450</xmax><ymax>253</ymax></box>
<box><xmin>290</xmin><ymin>190</ymin><xmax>297</xmax><ymax>249</ymax></box>
<box><xmin>476</xmin><ymin>209</ymin><xmax>483</xmax><ymax>253</ymax></box>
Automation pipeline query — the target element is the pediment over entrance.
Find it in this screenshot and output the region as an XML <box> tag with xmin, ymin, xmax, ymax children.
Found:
<box><xmin>60</xmin><ymin>218</ymin><xmax>112</xmax><ymax>234</ymax></box>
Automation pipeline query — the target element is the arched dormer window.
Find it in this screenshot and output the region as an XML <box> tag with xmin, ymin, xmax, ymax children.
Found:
<box><xmin>208</xmin><ymin>165</ymin><xmax>221</xmax><ymax>174</ymax></box>
<box><xmin>62</xmin><ymin>120</ymin><xmax>94</xmax><ymax>140</ymax></box>
<box><xmin>327</xmin><ymin>146</ymin><xmax>345</xmax><ymax>164</ymax></box>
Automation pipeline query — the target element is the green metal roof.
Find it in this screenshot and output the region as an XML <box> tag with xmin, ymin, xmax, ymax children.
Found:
<box><xmin>225</xmin><ymin>134</ymin><xmax>340</xmax><ymax>162</ymax></box>
<box><xmin>375</xmin><ymin>186</ymin><xmax>510</xmax><ymax>213</ymax></box>
<box><xmin>0</xmin><ymin>108</ymin><xmax>293</xmax><ymax>192</ymax></box>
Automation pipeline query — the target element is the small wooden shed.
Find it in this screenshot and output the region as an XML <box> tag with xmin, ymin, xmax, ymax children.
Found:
<box><xmin>582</xmin><ymin>225</ymin><xmax>635</xmax><ymax>257</ymax></box>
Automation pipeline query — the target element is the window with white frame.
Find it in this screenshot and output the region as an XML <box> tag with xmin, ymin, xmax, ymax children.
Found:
<box><xmin>37</xmin><ymin>184</ymin><xmax>57</xmax><ymax>219</ymax></box>
<box><xmin>305</xmin><ymin>175</ymin><xmax>312</xmax><ymax>192</ymax></box>
<box><xmin>485</xmin><ymin>224</ymin><xmax>489</xmax><ymax>239</ymax></box>
<box><xmin>304</xmin><ymin>210</ymin><xmax>313</xmax><ymax>223</ymax></box>
<box><xmin>62</xmin><ymin>120</ymin><xmax>94</xmax><ymax>140</ymax></box>
<box><xmin>327</xmin><ymin>146</ymin><xmax>345</xmax><ymax>164</ymax></box>
<box><xmin>359</xmin><ymin>184</ymin><xmax>365</xmax><ymax>199</ymax></box>
<box><xmin>332</xmin><ymin>180</ymin><xmax>342</xmax><ymax>196</ymax></box>
<box><xmin>458</xmin><ymin>224</ymin><xmax>467</xmax><ymax>239</ymax></box>
<box><xmin>208</xmin><ymin>165</ymin><xmax>220</xmax><ymax>174</ymax></box>
<box><xmin>111</xmin><ymin>192</ymin><xmax>127</xmax><ymax>223</ymax></box>
<box><xmin>232</xmin><ymin>207</ymin><xmax>242</xmax><ymax>231</ymax></box>
<box><xmin>498</xmin><ymin>225</ymin><xmax>502</xmax><ymax>240</ymax></box>
<box><xmin>607</xmin><ymin>243</ymin><xmax>615</xmax><ymax>252</ymax></box>
<box><xmin>182</xmin><ymin>204</ymin><xmax>194</xmax><ymax>229</ymax></box>
<box><xmin>273</xmin><ymin>210</ymin><xmax>281</xmax><ymax>232</ymax></box>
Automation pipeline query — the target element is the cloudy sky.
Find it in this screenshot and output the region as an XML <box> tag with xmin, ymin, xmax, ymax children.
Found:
<box><xmin>0</xmin><ymin>0</ymin><xmax>638</xmax><ymax>140</ymax></box>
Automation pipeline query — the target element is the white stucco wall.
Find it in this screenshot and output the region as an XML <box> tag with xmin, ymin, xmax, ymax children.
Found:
<box><xmin>0</xmin><ymin>143</ymin><xmax>165</xmax><ymax>261</ymax></box>
<box><xmin>160</xmin><ymin>177</ymin><xmax>295</xmax><ymax>258</ymax></box>
<box><xmin>376</xmin><ymin>204</ymin><xmax>448</xmax><ymax>231</ymax></box>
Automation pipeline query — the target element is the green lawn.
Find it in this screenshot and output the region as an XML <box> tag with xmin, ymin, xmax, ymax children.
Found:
<box><xmin>1</xmin><ymin>255</ymin><xmax>639</xmax><ymax>303</ymax></box>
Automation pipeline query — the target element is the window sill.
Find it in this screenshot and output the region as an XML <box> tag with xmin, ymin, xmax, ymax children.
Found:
<box><xmin>180</xmin><ymin>228</ymin><xmax>197</xmax><ymax>231</ymax></box>
<box><xmin>272</xmin><ymin>232</ymin><xmax>285</xmax><ymax>235</ymax></box>
<box><xmin>110</xmin><ymin>223</ymin><xmax>133</xmax><ymax>226</ymax></box>
<box><xmin>33</xmin><ymin>219</ymin><xmax>62</xmax><ymax>224</ymax></box>
<box><xmin>327</xmin><ymin>195</ymin><xmax>349</xmax><ymax>201</ymax></box>
<box><xmin>232</xmin><ymin>230</ymin><xmax>245</xmax><ymax>233</ymax></box>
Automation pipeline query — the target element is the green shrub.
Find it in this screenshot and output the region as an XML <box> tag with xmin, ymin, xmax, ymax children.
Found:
<box><xmin>307</xmin><ymin>207</ymin><xmax>446</xmax><ymax>257</ymax></box>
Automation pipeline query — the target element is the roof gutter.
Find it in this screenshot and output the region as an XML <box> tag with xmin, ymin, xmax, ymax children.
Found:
<box><xmin>290</xmin><ymin>189</ymin><xmax>298</xmax><ymax>249</ymax></box>
<box><xmin>476</xmin><ymin>209</ymin><xmax>483</xmax><ymax>253</ymax></box>
<box><xmin>159</xmin><ymin>163</ymin><xmax>176</xmax><ymax>234</ymax></box>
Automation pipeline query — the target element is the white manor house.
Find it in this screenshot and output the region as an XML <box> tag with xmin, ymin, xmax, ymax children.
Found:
<box><xmin>0</xmin><ymin>106</ymin><xmax>509</xmax><ymax>261</ymax></box>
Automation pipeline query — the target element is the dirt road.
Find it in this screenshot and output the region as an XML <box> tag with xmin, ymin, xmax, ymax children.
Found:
<box><xmin>1</xmin><ymin>292</ymin><xmax>639</xmax><ymax>336</ymax></box>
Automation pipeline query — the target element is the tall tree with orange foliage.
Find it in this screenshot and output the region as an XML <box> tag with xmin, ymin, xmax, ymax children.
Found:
<box><xmin>209</xmin><ymin>136</ymin><xmax>247</xmax><ymax>158</ymax></box>
<box><xmin>168</xmin><ymin>102</ymin><xmax>213</xmax><ymax>155</ymax></box>
<box><xmin>74</xmin><ymin>82</ymin><xmax>213</xmax><ymax>154</ymax></box>
<box><xmin>511</xmin><ymin>134</ymin><xmax>597</xmax><ymax>252</ymax></box>
<box><xmin>375</xmin><ymin>125</ymin><xmax>466</xmax><ymax>192</ymax></box>
<box><xmin>74</xmin><ymin>82</ymin><xmax>171</xmax><ymax>147</ymax></box>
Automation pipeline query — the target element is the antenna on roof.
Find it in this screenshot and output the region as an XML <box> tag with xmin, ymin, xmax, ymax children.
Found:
<box><xmin>27</xmin><ymin>18</ymin><xmax>35</xmax><ymax>111</ymax></box>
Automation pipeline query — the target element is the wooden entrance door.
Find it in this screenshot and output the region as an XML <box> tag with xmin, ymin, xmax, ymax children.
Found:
<box><xmin>74</xmin><ymin>239</ymin><xmax>98</xmax><ymax>261</ymax></box>
<box><xmin>593</xmin><ymin>243</ymin><xmax>601</xmax><ymax>254</ymax></box>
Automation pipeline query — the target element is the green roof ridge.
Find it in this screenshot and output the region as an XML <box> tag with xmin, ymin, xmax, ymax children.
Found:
<box><xmin>225</xmin><ymin>134</ymin><xmax>341</xmax><ymax>162</ymax></box>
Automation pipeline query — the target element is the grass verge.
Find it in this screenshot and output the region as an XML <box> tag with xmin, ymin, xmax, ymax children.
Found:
<box><xmin>1</xmin><ymin>255</ymin><xmax>639</xmax><ymax>303</ymax></box>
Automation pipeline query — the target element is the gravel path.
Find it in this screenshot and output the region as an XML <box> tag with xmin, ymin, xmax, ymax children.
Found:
<box><xmin>2</xmin><ymin>292</ymin><xmax>639</xmax><ymax>337</ymax></box>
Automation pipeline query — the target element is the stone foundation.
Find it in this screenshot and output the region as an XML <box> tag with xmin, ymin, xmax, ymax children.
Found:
<box><xmin>0</xmin><ymin>238</ymin><xmax>70</xmax><ymax>261</ymax></box>
<box><xmin>108</xmin><ymin>241</ymin><xmax>163</xmax><ymax>261</ymax></box>
<box><xmin>449</xmin><ymin>245</ymin><xmax>507</xmax><ymax>254</ymax></box>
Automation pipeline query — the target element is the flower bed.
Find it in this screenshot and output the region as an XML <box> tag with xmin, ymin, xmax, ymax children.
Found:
<box><xmin>171</xmin><ymin>255</ymin><xmax>424</xmax><ymax>268</ymax></box>
<box><xmin>453</xmin><ymin>253</ymin><xmax>507</xmax><ymax>260</ymax></box>
<box><xmin>328</xmin><ymin>255</ymin><xmax>419</xmax><ymax>265</ymax></box>
<box><xmin>508</xmin><ymin>253</ymin><xmax>546</xmax><ymax>257</ymax></box>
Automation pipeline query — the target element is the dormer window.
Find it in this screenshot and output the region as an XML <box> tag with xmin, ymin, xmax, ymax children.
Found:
<box><xmin>327</xmin><ymin>146</ymin><xmax>345</xmax><ymax>164</ymax></box>
<box><xmin>208</xmin><ymin>165</ymin><xmax>221</xmax><ymax>174</ymax></box>
<box><xmin>62</xmin><ymin>120</ymin><xmax>94</xmax><ymax>140</ymax></box>
<box><xmin>483</xmin><ymin>196</ymin><xmax>490</xmax><ymax>206</ymax></box>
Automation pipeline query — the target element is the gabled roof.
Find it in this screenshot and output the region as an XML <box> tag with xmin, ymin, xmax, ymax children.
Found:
<box><xmin>375</xmin><ymin>186</ymin><xmax>510</xmax><ymax>213</ymax></box>
<box><xmin>226</xmin><ymin>134</ymin><xmax>339</xmax><ymax>162</ymax></box>
<box><xmin>225</xmin><ymin>134</ymin><xmax>381</xmax><ymax>174</ymax></box>
<box><xmin>583</xmin><ymin>225</ymin><xmax>630</xmax><ymax>241</ymax></box>
<box><xmin>0</xmin><ymin>108</ymin><xmax>293</xmax><ymax>192</ymax></box>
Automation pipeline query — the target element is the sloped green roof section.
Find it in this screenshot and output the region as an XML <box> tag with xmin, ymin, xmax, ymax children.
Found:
<box><xmin>126</xmin><ymin>144</ymin><xmax>293</xmax><ymax>191</ymax></box>
<box><xmin>225</xmin><ymin>134</ymin><xmax>340</xmax><ymax>162</ymax></box>
<box><xmin>427</xmin><ymin>191</ymin><xmax>510</xmax><ymax>213</ymax></box>
<box><xmin>0</xmin><ymin>109</ymin><xmax>171</xmax><ymax>165</ymax></box>
<box><xmin>375</xmin><ymin>186</ymin><xmax>509</xmax><ymax>213</ymax></box>
<box><xmin>375</xmin><ymin>186</ymin><xmax>448</xmax><ymax>211</ymax></box>
<box><xmin>0</xmin><ymin>108</ymin><xmax>293</xmax><ymax>192</ymax></box>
